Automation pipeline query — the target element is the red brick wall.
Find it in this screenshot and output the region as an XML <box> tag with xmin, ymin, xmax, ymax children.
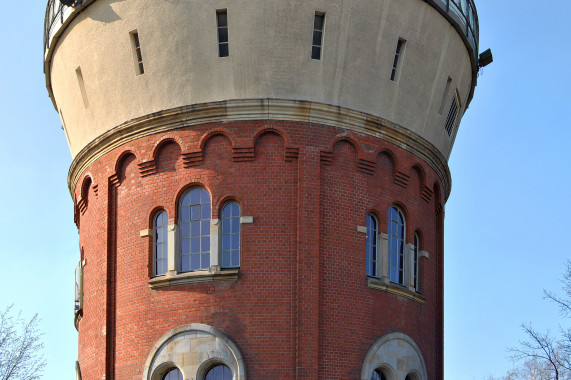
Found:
<box><xmin>74</xmin><ymin>120</ymin><xmax>444</xmax><ymax>380</ymax></box>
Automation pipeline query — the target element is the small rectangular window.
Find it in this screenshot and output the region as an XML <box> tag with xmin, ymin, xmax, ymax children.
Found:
<box><xmin>75</xmin><ymin>67</ymin><xmax>89</xmax><ymax>108</ymax></box>
<box><xmin>439</xmin><ymin>77</ymin><xmax>452</xmax><ymax>115</ymax></box>
<box><xmin>311</xmin><ymin>12</ymin><xmax>325</xmax><ymax>60</ymax></box>
<box><xmin>444</xmin><ymin>92</ymin><xmax>460</xmax><ymax>136</ymax></box>
<box><xmin>217</xmin><ymin>10</ymin><xmax>229</xmax><ymax>57</ymax></box>
<box><xmin>130</xmin><ymin>30</ymin><xmax>144</xmax><ymax>75</ymax></box>
<box><xmin>390</xmin><ymin>38</ymin><xmax>406</xmax><ymax>82</ymax></box>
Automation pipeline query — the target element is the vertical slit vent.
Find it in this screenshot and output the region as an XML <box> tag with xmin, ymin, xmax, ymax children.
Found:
<box><xmin>444</xmin><ymin>95</ymin><xmax>459</xmax><ymax>136</ymax></box>
<box><xmin>439</xmin><ymin>77</ymin><xmax>452</xmax><ymax>115</ymax></box>
<box><xmin>390</xmin><ymin>38</ymin><xmax>406</xmax><ymax>82</ymax></box>
<box><xmin>75</xmin><ymin>67</ymin><xmax>89</xmax><ymax>108</ymax></box>
<box><xmin>312</xmin><ymin>12</ymin><xmax>325</xmax><ymax>60</ymax></box>
<box><xmin>217</xmin><ymin>10</ymin><xmax>229</xmax><ymax>57</ymax></box>
<box><xmin>130</xmin><ymin>31</ymin><xmax>144</xmax><ymax>75</ymax></box>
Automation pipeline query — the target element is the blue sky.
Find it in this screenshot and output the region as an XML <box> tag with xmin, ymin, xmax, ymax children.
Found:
<box><xmin>0</xmin><ymin>1</ymin><xmax>569</xmax><ymax>379</ymax></box>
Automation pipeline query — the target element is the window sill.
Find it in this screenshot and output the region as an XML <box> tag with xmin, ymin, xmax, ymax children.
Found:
<box><xmin>367</xmin><ymin>277</ymin><xmax>425</xmax><ymax>304</ymax></box>
<box><xmin>148</xmin><ymin>268</ymin><xmax>239</xmax><ymax>289</ymax></box>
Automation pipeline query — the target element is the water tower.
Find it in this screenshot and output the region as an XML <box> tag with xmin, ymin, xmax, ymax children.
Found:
<box><xmin>43</xmin><ymin>0</ymin><xmax>490</xmax><ymax>378</ymax></box>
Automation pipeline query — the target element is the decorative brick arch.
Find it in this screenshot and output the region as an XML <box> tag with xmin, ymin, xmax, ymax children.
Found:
<box><xmin>150</xmin><ymin>135</ymin><xmax>186</xmax><ymax>161</ymax></box>
<box><xmin>198</xmin><ymin>128</ymin><xmax>237</xmax><ymax>151</ymax></box>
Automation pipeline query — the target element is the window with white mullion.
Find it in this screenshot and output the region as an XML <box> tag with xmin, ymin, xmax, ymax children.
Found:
<box><xmin>311</xmin><ymin>12</ymin><xmax>325</xmax><ymax>60</ymax></box>
<box><xmin>388</xmin><ymin>206</ymin><xmax>405</xmax><ymax>285</ymax></box>
<box><xmin>366</xmin><ymin>214</ymin><xmax>378</xmax><ymax>277</ymax></box>
<box><xmin>179</xmin><ymin>188</ymin><xmax>211</xmax><ymax>272</ymax></box>
<box><xmin>154</xmin><ymin>210</ymin><xmax>168</xmax><ymax>276</ymax></box>
<box><xmin>221</xmin><ymin>202</ymin><xmax>240</xmax><ymax>268</ymax></box>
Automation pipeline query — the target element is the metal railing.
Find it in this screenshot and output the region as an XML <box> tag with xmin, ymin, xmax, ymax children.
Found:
<box><xmin>429</xmin><ymin>0</ymin><xmax>479</xmax><ymax>61</ymax></box>
<box><xmin>44</xmin><ymin>0</ymin><xmax>88</xmax><ymax>55</ymax></box>
<box><xmin>44</xmin><ymin>0</ymin><xmax>479</xmax><ymax>61</ymax></box>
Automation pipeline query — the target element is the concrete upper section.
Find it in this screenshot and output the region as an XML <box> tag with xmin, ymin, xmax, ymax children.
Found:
<box><xmin>44</xmin><ymin>0</ymin><xmax>480</xmax><ymax>161</ymax></box>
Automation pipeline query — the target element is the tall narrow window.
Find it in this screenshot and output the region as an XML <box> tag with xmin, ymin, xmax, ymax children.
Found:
<box><xmin>366</xmin><ymin>214</ymin><xmax>378</xmax><ymax>277</ymax></box>
<box><xmin>439</xmin><ymin>77</ymin><xmax>452</xmax><ymax>115</ymax></box>
<box><xmin>154</xmin><ymin>210</ymin><xmax>168</xmax><ymax>276</ymax></box>
<box><xmin>388</xmin><ymin>206</ymin><xmax>405</xmax><ymax>285</ymax></box>
<box><xmin>75</xmin><ymin>67</ymin><xmax>89</xmax><ymax>107</ymax></box>
<box><xmin>221</xmin><ymin>201</ymin><xmax>240</xmax><ymax>268</ymax></box>
<box><xmin>217</xmin><ymin>10</ymin><xmax>229</xmax><ymax>57</ymax></box>
<box><xmin>179</xmin><ymin>188</ymin><xmax>211</xmax><ymax>272</ymax></box>
<box><xmin>444</xmin><ymin>91</ymin><xmax>460</xmax><ymax>136</ymax></box>
<box><xmin>390</xmin><ymin>38</ymin><xmax>406</xmax><ymax>82</ymax></box>
<box><xmin>311</xmin><ymin>12</ymin><xmax>325</xmax><ymax>60</ymax></box>
<box><xmin>130</xmin><ymin>30</ymin><xmax>144</xmax><ymax>75</ymax></box>
<box><xmin>413</xmin><ymin>233</ymin><xmax>420</xmax><ymax>291</ymax></box>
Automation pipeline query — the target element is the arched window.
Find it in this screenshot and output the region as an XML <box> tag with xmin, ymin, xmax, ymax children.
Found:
<box><xmin>388</xmin><ymin>206</ymin><xmax>405</xmax><ymax>285</ymax></box>
<box><xmin>162</xmin><ymin>368</ymin><xmax>182</xmax><ymax>380</ymax></box>
<box><xmin>413</xmin><ymin>233</ymin><xmax>420</xmax><ymax>291</ymax></box>
<box><xmin>366</xmin><ymin>214</ymin><xmax>378</xmax><ymax>277</ymax></box>
<box><xmin>154</xmin><ymin>210</ymin><xmax>168</xmax><ymax>276</ymax></box>
<box><xmin>179</xmin><ymin>187</ymin><xmax>211</xmax><ymax>272</ymax></box>
<box><xmin>205</xmin><ymin>364</ymin><xmax>232</xmax><ymax>380</ymax></box>
<box><xmin>371</xmin><ymin>369</ymin><xmax>387</xmax><ymax>380</ymax></box>
<box><xmin>221</xmin><ymin>201</ymin><xmax>240</xmax><ymax>268</ymax></box>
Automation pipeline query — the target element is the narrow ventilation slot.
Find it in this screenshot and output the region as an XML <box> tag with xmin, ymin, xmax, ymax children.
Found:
<box><xmin>390</xmin><ymin>38</ymin><xmax>406</xmax><ymax>82</ymax></box>
<box><xmin>444</xmin><ymin>91</ymin><xmax>461</xmax><ymax>136</ymax></box>
<box><xmin>439</xmin><ymin>77</ymin><xmax>452</xmax><ymax>115</ymax></box>
<box><xmin>311</xmin><ymin>12</ymin><xmax>325</xmax><ymax>60</ymax></box>
<box><xmin>130</xmin><ymin>30</ymin><xmax>145</xmax><ymax>75</ymax></box>
<box><xmin>75</xmin><ymin>67</ymin><xmax>89</xmax><ymax>108</ymax></box>
<box><xmin>217</xmin><ymin>10</ymin><xmax>229</xmax><ymax>57</ymax></box>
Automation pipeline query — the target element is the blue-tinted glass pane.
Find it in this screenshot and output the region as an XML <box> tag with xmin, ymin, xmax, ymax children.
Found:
<box><xmin>201</xmin><ymin>220</ymin><xmax>210</xmax><ymax>235</ymax></box>
<box><xmin>231</xmin><ymin>236</ymin><xmax>240</xmax><ymax>250</ymax></box>
<box><xmin>190</xmin><ymin>254</ymin><xmax>200</xmax><ymax>270</ymax></box>
<box><xmin>181</xmin><ymin>206</ymin><xmax>190</xmax><ymax>222</ymax></box>
<box><xmin>201</xmin><ymin>253</ymin><xmax>210</xmax><ymax>268</ymax></box>
<box><xmin>222</xmin><ymin>204</ymin><xmax>231</xmax><ymax>218</ymax></box>
<box><xmin>181</xmin><ymin>193</ymin><xmax>191</xmax><ymax>206</ymax></box>
<box><xmin>181</xmin><ymin>239</ymin><xmax>190</xmax><ymax>254</ymax></box>
<box><xmin>191</xmin><ymin>238</ymin><xmax>200</xmax><ymax>253</ymax></box>
<box><xmin>202</xmin><ymin>204</ymin><xmax>210</xmax><ymax>219</ymax></box>
<box><xmin>222</xmin><ymin>235</ymin><xmax>230</xmax><ymax>250</ymax></box>
<box><xmin>232</xmin><ymin>202</ymin><xmax>239</xmax><ymax>215</ymax></box>
<box><xmin>191</xmin><ymin>221</ymin><xmax>200</xmax><ymax>237</ymax></box>
<box><xmin>231</xmin><ymin>251</ymin><xmax>239</xmax><ymax>266</ymax></box>
<box><xmin>181</xmin><ymin>255</ymin><xmax>190</xmax><ymax>272</ymax></box>
<box><xmin>221</xmin><ymin>252</ymin><xmax>230</xmax><ymax>268</ymax></box>
<box><xmin>201</xmin><ymin>189</ymin><xmax>210</xmax><ymax>203</ymax></box>
<box><xmin>191</xmin><ymin>205</ymin><xmax>200</xmax><ymax>221</ymax></box>
<box><xmin>190</xmin><ymin>188</ymin><xmax>201</xmax><ymax>204</ymax></box>
<box><xmin>231</xmin><ymin>219</ymin><xmax>239</xmax><ymax>234</ymax></box>
<box><xmin>222</xmin><ymin>217</ymin><xmax>229</xmax><ymax>234</ymax></box>
<box><xmin>201</xmin><ymin>237</ymin><xmax>210</xmax><ymax>251</ymax></box>
<box><xmin>371</xmin><ymin>370</ymin><xmax>382</xmax><ymax>380</ymax></box>
<box><xmin>180</xmin><ymin>224</ymin><xmax>190</xmax><ymax>239</ymax></box>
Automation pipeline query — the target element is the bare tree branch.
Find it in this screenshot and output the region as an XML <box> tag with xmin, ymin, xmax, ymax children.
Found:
<box><xmin>0</xmin><ymin>305</ymin><xmax>46</xmax><ymax>380</ymax></box>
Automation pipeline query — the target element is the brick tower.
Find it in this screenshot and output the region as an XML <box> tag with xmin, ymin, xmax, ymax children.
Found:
<box><xmin>44</xmin><ymin>0</ymin><xmax>489</xmax><ymax>378</ymax></box>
